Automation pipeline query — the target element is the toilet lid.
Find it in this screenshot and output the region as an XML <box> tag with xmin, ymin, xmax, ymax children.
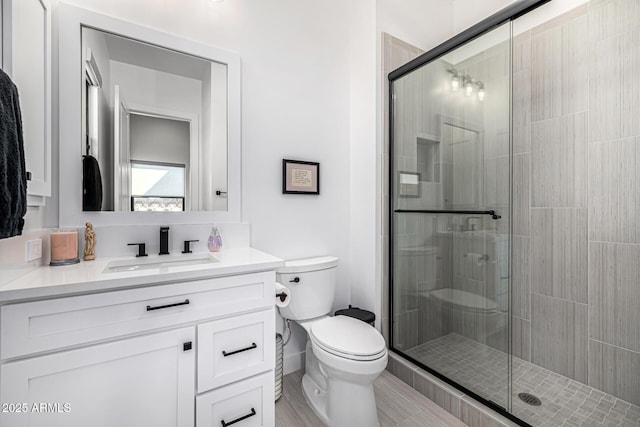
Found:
<box><xmin>310</xmin><ymin>316</ymin><xmax>386</xmax><ymax>358</ymax></box>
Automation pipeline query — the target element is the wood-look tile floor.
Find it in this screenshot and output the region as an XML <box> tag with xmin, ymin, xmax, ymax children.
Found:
<box><xmin>275</xmin><ymin>369</ymin><xmax>467</xmax><ymax>427</ymax></box>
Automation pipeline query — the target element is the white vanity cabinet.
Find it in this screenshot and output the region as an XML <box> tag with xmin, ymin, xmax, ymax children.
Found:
<box><xmin>1</xmin><ymin>327</ymin><xmax>196</xmax><ymax>427</ymax></box>
<box><xmin>0</xmin><ymin>270</ymin><xmax>276</xmax><ymax>427</ymax></box>
<box><xmin>1</xmin><ymin>0</ymin><xmax>52</xmax><ymax>205</ymax></box>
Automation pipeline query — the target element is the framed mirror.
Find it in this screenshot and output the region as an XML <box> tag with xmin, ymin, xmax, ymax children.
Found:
<box><xmin>59</xmin><ymin>4</ymin><xmax>241</xmax><ymax>226</ymax></box>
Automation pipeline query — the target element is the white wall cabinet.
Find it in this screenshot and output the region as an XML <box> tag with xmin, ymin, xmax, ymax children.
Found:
<box><xmin>1</xmin><ymin>0</ymin><xmax>52</xmax><ymax>205</ymax></box>
<box><xmin>0</xmin><ymin>272</ymin><xmax>276</xmax><ymax>427</ymax></box>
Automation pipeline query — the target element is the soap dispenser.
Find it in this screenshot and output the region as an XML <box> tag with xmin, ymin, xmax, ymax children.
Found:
<box><xmin>207</xmin><ymin>226</ymin><xmax>223</xmax><ymax>252</ymax></box>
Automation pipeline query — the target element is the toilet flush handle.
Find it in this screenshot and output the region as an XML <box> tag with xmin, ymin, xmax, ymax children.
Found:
<box><xmin>289</xmin><ymin>277</ymin><xmax>300</xmax><ymax>283</ymax></box>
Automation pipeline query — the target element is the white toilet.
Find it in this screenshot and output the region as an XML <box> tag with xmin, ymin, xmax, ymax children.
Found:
<box><xmin>277</xmin><ymin>256</ymin><xmax>387</xmax><ymax>427</ymax></box>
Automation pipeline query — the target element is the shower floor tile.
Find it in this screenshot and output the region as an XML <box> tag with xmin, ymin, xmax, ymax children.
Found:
<box><xmin>406</xmin><ymin>333</ymin><xmax>640</xmax><ymax>426</ymax></box>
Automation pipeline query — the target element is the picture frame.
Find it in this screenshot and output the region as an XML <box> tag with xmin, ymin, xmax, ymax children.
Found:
<box><xmin>282</xmin><ymin>159</ymin><xmax>320</xmax><ymax>195</ymax></box>
<box><xmin>398</xmin><ymin>171</ymin><xmax>420</xmax><ymax>197</ymax></box>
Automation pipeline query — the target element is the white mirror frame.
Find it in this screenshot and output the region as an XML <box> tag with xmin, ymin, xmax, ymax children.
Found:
<box><xmin>58</xmin><ymin>4</ymin><xmax>241</xmax><ymax>227</ymax></box>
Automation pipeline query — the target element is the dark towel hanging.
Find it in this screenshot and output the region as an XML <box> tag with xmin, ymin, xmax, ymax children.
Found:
<box><xmin>83</xmin><ymin>155</ymin><xmax>103</xmax><ymax>211</ymax></box>
<box><xmin>0</xmin><ymin>69</ymin><xmax>27</xmax><ymax>239</ymax></box>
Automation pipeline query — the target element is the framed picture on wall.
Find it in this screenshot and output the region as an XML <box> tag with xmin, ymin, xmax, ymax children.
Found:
<box><xmin>398</xmin><ymin>171</ymin><xmax>420</xmax><ymax>197</ymax></box>
<box><xmin>282</xmin><ymin>159</ymin><xmax>320</xmax><ymax>194</ymax></box>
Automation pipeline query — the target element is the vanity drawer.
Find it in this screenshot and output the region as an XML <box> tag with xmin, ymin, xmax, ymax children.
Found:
<box><xmin>197</xmin><ymin>309</ymin><xmax>275</xmax><ymax>392</ymax></box>
<box><xmin>196</xmin><ymin>371</ymin><xmax>274</xmax><ymax>427</ymax></box>
<box><xmin>1</xmin><ymin>271</ymin><xmax>275</xmax><ymax>360</ymax></box>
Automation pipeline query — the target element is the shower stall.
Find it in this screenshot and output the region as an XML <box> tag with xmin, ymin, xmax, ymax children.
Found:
<box><xmin>388</xmin><ymin>0</ymin><xmax>640</xmax><ymax>426</ymax></box>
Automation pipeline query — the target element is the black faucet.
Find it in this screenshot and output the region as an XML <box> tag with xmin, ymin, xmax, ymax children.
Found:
<box><xmin>159</xmin><ymin>226</ymin><xmax>170</xmax><ymax>255</ymax></box>
<box><xmin>127</xmin><ymin>243</ymin><xmax>148</xmax><ymax>257</ymax></box>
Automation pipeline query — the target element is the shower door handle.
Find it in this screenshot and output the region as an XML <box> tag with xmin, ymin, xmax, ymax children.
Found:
<box><xmin>394</xmin><ymin>209</ymin><xmax>501</xmax><ymax>220</ymax></box>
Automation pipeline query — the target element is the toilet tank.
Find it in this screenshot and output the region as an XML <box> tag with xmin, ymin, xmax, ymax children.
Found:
<box><xmin>276</xmin><ymin>256</ymin><xmax>338</xmax><ymax>321</ymax></box>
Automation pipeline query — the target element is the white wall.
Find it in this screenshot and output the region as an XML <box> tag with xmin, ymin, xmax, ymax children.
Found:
<box><xmin>347</xmin><ymin>0</ymin><xmax>377</xmax><ymax>323</ymax></box>
<box><xmin>453</xmin><ymin>0</ymin><xmax>515</xmax><ymax>33</ymax></box>
<box><xmin>378</xmin><ymin>0</ymin><xmax>455</xmax><ymax>51</ymax></box>
<box><xmin>109</xmin><ymin>61</ymin><xmax>202</xmax><ymax>116</ymax></box>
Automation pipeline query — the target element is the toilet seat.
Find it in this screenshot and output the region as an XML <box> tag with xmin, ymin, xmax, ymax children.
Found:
<box><xmin>309</xmin><ymin>316</ymin><xmax>386</xmax><ymax>361</ymax></box>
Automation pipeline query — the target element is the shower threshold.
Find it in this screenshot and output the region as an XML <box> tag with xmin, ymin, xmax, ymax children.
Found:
<box><xmin>405</xmin><ymin>334</ymin><xmax>640</xmax><ymax>426</ymax></box>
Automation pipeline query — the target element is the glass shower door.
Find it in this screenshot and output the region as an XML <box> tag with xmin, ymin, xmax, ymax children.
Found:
<box><xmin>390</xmin><ymin>21</ymin><xmax>512</xmax><ymax>411</ymax></box>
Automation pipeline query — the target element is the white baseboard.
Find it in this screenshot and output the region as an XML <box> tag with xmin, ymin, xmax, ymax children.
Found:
<box><xmin>284</xmin><ymin>350</ymin><xmax>305</xmax><ymax>375</ymax></box>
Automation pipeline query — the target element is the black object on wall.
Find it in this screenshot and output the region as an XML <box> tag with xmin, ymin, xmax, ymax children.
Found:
<box><xmin>82</xmin><ymin>155</ymin><xmax>103</xmax><ymax>211</ymax></box>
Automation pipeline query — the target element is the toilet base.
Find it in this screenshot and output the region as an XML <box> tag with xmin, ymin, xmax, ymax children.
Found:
<box><xmin>301</xmin><ymin>372</ymin><xmax>331</xmax><ymax>426</ymax></box>
<box><xmin>301</xmin><ymin>352</ymin><xmax>383</xmax><ymax>427</ymax></box>
<box><xmin>294</xmin><ymin>317</ymin><xmax>386</xmax><ymax>427</ymax></box>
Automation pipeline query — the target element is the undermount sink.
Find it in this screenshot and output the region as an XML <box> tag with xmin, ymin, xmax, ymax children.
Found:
<box><xmin>104</xmin><ymin>254</ymin><xmax>218</xmax><ymax>273</ymax></box>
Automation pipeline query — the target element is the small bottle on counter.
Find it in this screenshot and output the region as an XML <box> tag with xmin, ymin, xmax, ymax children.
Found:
<box><xmin>207</xmin><ymin>226</ymin><xmax>223</xmax><ymax>252</ymax></box>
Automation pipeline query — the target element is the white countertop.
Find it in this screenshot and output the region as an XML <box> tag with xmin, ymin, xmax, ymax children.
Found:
<box><xmin>0</xmin><ymin>248</ymin><xmax>284</xmax><ymax>303</ymax></box>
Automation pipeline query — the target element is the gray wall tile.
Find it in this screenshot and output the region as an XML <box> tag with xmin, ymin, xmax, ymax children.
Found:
<box><xmin>460</xmin><ymin>396</ymin><xmax>520</xmax><ymax>427</ymax></box>
<box><xmin>588</xmin><ymin>340</ymin><xmax>640</xmax><ymax>406</ymax></box>
<box><xmin>414</xmin><ymin>368</ymin><xmax>464</xmax><ymax>418</ymax></box>
<box><xmin>392</xmin><ymin>311</ymin><xmax>419</xmax><ymax>351</ymax></box>
<box><xmin>513</xmin><ymin>31</ymin><xmax>531</xmax><ymax>73</ymax></box>
<box><xmin>560</xmin><ymin>14</ymin><xmax>589</xmax><ymax>116</ymax></box>
<box><xmin>512</xmin><ymin>316</ymin><xmax>531</xmax><ymax>362</ymax></box>
<box><xmin>590</xmin><ymin>138</ymin><xmax>640</xmax><ymax>244</ymax></box>
<box><xmin>530</xmin><ymin>208</ymin><xmax>587</xmax><ymax>303</ymax></box>
<box><xmin>589</xmin><ymin>242</ymin><xmax>640</xmax><ymax>353</ymax></box>
<box><xmin>418</xmin><ymin>293</ymin><xmax>449</xmax><ymax>345</ymax></box>
<box><xmin>513</xmin><ymin>69</ymin><xmax>531</xmax><ymax>155</ymax></box>
<box><xmin>531</xmin><ymin>113</ymin><xmax>587</xmax><ymax>208</ymax></box>
<box><xmin>531</xmin><ymin>294</ymin><xmax>588</xmax><ymax>382</ymax></box>
<box><xmin>530</xmin><ymin>10</ymin><xmax>588</xmax><ymax>122</ymax></box>
<box><xmin>588</xmin><ymin>0</ymin><xmax>640</xmax><ymax>42</ymax></box>
<box><xmin>513</xmin><ymin>154</ymin><xmax>530</xmax><ymax>236</ymax></box>
<box><xmin>387</xmin><ymin>352</ymin><xmax>416</xmax><ymax>387</ymax></box>
<box><xmin>589</xmin><ymin>34</ymin><xmax>622</xmax><ymax>143</ymax></box>
<box><xmin>531</xmin><ymin>26</ymin><xmax>561</xmax><ymax>121</ymax></box>
<box><xmin>621</xmin><ymin>27</ymin><xmax>640</xmax><ymax>138</ymax></box>
<box><xmin>512</xmin><ymin>235</ymin><xmax>530</xmax><ymax>320</ymax></box>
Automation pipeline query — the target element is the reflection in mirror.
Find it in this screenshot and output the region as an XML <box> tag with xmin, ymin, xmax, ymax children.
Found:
<box><xmin>81</xmin><ymin>26</ymin><xmax>228</xmax><ymax>212</ymax></box>
<box><xmin>441</xmin><ymin>123</ymin><xmax>481</xmax><ymax>209</ymax></box>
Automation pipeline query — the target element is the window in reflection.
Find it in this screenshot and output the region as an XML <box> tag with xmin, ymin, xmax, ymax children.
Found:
<box><xmin>131</xmin><ymin>161</ymin><xmax>185</xmax><ymax>212</ymax></box>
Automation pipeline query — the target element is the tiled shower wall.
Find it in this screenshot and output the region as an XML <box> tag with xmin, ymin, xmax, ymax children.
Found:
<box><xmin>512</xmin><ymin>0</ymin><xmax>640</xmax><ymax>406</ymax></box>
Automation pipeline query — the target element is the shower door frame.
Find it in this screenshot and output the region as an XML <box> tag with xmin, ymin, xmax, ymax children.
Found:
<box><xmin>387</xmin><ymin>1</ymin><xmax>549</xmax><ymax>426</ymax></box>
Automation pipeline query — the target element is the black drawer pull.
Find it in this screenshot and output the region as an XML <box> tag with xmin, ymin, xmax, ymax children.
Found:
<box><xmin>222</xmin><ymin>342</ymin><xmax>257</xmax><ymax>357</ymax></box>
<box><xmin>221</xmin><ymin>408</ymin><xmax>256</xmax><ymax>427</ymax></box>
<box><xmin>146</xmin><ymin>299</ymin><xmax>190</xmax><ymax>311</ymax></box>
